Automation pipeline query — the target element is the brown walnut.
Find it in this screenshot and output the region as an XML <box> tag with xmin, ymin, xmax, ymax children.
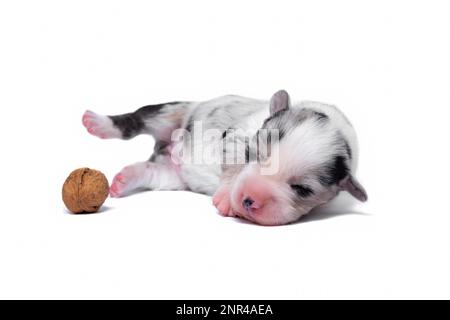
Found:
<box><xmin>62</xmin><ymin>168</ymin><xmax>109</xmax><ymax>214</ymax></box>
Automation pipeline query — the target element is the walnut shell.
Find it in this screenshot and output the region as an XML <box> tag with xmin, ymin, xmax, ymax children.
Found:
<box><xmin>62</xmin><ymin>168</ymin><xmax>109</xmax><ymax>214</ymax></box>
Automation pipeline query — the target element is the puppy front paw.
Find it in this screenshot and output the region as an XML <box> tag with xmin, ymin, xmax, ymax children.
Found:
<box><xmin>212</xmin><ymin>185</ymin><xmax>236</xmax><ymax>217</ymax></box>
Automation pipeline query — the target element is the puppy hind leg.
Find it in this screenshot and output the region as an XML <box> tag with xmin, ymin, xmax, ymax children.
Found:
<box><xmin>82</xmin><ymin>101</ymin><xmax>192</xmax><ymax>141</ymax></box>
<box><xmin>109</xmin><ymin>161</ymin><xmax>185</xmax><ymax>198</ymax></box>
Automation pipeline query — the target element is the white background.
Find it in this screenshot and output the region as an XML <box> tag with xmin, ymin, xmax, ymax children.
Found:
<box><xmin>0</xmin><ymin>0</ymin><xmax>449</xmax><ymax>299</ymax></box>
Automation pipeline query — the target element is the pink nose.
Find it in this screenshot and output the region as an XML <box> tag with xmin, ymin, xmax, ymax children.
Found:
<box><xmin>242</xmin><ymin>197</ymin><xmax>255</xmax><ymax>209</ymax></box>
<box><xmin>239</xmin><ymin>175</ymin><xmax>272</xmax><ymax>212</ymax></box>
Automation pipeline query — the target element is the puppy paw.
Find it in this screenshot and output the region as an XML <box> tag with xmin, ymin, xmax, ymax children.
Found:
<box><xmin>110</xmin><ymin>163</ymin><xmax>149</xmax><ymax>197</ymax></box>
<box><xmin>82</xmin><ymin>110</ymin><xmax>121</xmax><ymax>139</ymax></box>
<box><xmin>212</xmin><ymin>185</ymin><xmax>236</xmax><ymax>217</ymax></box>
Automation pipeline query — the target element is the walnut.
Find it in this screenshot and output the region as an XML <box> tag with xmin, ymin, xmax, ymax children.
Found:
<box><xmin>62</xmin><ymin>168</ymin><xmax>109</xmax><ymax>214</ymax></box>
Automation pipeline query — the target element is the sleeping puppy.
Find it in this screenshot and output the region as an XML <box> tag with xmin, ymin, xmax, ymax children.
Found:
<box><xmin>82</xmin><ymin>90</ymin><xmax>367</xmax><ymax>225</ymax></box>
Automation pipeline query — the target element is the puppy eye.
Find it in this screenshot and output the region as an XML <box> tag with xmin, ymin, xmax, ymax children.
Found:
<box><xmin>290</xmin><ymin>184</ymin><xmax>314</xmax><ymax>197</ymax></box>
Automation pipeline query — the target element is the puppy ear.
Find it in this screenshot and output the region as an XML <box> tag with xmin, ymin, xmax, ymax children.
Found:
<box><xmin>270</xmin><ymin>90</ymin><xmax>291</xmax><ymax>115</ymax></box>
<box><xmin>339</xmin><ymin>174</ymin><xmax>368</xmax><ymax>202</ymax></box>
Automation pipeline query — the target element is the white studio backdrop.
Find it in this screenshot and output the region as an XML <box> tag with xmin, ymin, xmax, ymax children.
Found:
<box><xmin>0</xmin><ymin>0</ymin><xmax>449</xmax><ymax>299</ymax></box>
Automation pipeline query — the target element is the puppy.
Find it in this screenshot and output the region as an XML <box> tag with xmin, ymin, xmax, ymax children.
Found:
<box><xmin>82</xmin><ymin>90</ymin><xmax>367</xmax><ymax>225</ymax></box>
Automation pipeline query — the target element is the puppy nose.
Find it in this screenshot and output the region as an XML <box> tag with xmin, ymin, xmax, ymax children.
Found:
<box><xmin>242</xmin><ymin>197</ymin><xmax>254</xmax><ymax>210</ymax></box>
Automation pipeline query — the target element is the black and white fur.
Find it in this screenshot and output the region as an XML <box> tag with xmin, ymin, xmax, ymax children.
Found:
<box><xmin>82</xmin><ymin>90</ymin><xmax>367</xmax><ymax>225</ymax></box>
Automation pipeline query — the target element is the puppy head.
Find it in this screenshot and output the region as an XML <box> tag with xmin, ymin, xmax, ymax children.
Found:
<box><xmin>228</xmin><ymin>90</ymin><xmax>367</xmax><ymax>226</ymax></box>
